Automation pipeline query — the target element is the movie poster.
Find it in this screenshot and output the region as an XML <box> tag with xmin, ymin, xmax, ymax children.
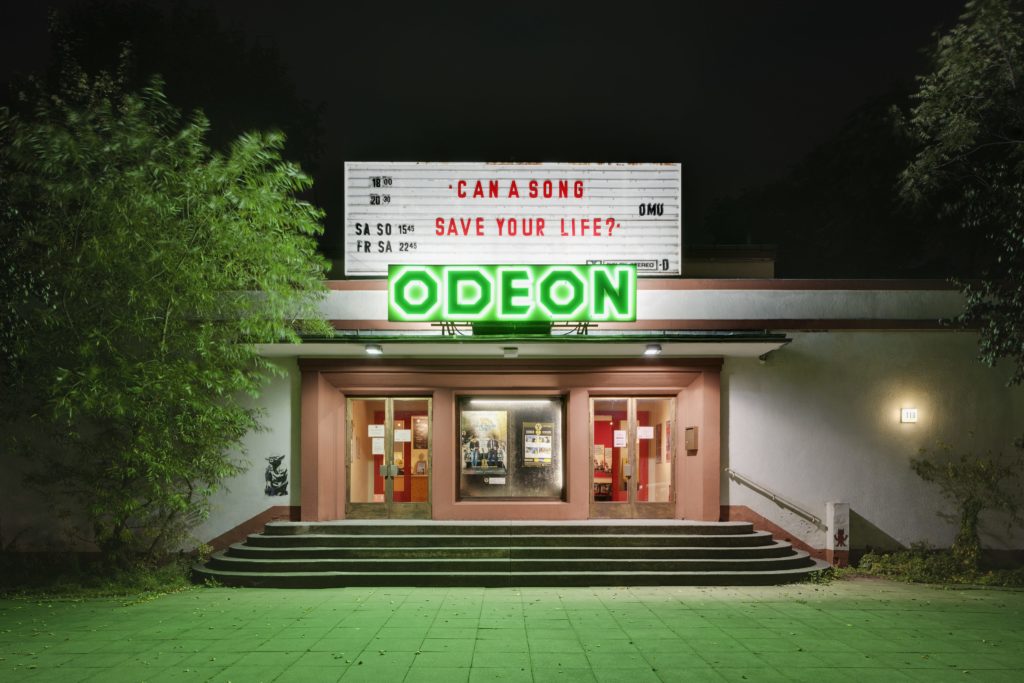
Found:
<box><xmin>523</xmin><ymin>422</ymin><xmax>554</xmax><ymax>467</ymax></box>
<box><xmin>412</xmin><ymin>415</ymin><xmax>429</xmax><ymax>450</ymax></box>
<box><xmin>460</xmin><ymin>411</ymin><xmax>508</xmax><ymax>476</ymax></box>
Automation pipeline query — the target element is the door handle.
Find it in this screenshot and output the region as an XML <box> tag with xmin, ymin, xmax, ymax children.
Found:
<box><xmin>379</xmin><ymin>464</ymin><xmax>399</xmax><ymax>478</ymax></box>
<box><xmin>622</xmin><ymin>463</ymin><xmax>633</xmax><ymax>479</ymax></box>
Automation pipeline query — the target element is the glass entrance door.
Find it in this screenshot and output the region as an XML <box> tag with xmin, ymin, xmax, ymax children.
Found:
<box><xmin>347</xmin><ymin>397</ymin><xmax>431</xmax><ymax>519</ymax></box>
<box><xmin>590</xmin><ymin>396</ymin><xmax>675</xmax><ymax>518</ymax></box>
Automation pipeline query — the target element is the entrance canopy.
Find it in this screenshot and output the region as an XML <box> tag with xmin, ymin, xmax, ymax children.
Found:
<box><xmin>257</xmin><ymin>330</ymin><xmax>789</xmax><ymax>359</ymax></box>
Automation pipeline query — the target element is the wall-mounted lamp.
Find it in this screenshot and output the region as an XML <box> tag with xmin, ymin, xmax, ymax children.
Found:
<box><xmin>364</xmin><ymin>343</ymin><xmax>383</xmax><ymax>355</ymax></box>
<box><xmin>503</xmin><ymin>347</ymin><xmax>519</xmax><ymax>359</ymax></box>
<box><xmin>644</xmin><ymin>343</ymin><xmax>662</xmax><ymax>356</ymax></box>
<box><xmin>900</xmin><ymin>407</ymin><xmax>918</xmax><ymax>423</ymax></box>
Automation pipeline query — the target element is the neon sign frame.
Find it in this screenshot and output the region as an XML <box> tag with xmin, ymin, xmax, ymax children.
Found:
<box><xmin>387</xmin><ymin>264</ymin><xmax>637</xmax><ymax>323</ymax></box>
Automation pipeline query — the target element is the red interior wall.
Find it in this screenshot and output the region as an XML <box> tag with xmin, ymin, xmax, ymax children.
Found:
<box><xmin>373</xmin><ymin>409</ymin><xmax>424</xmax><ymax>503</ymax></box>
<box><xmin>637</xmin><ymin>410</ymin><xmax>650</xmax><ymax>501</ymax></box>
<box><xmin>593</xmin><ymin>409</ymin><xmax>651</xmax><ymax>502</ymax></box>
<box><xmin>593</xmin><ymin>410</ymin><xmax>627</xmax><ymax>501</ymax></box>
<box><xmin>373</xmin><ymin>410</ymin><xmax>385</xmax><ymax>496</ymax></box>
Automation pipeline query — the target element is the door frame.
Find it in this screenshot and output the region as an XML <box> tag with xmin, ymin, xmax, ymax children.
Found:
<box><xmin>345</xmin><ymin>396</ymin><xmax>432</xmax><ymax>519</ymax></box>
<box><xmin>589</xmin><ymin>395</ymin><xmax>676</xmax><ymax>519</ymax></box>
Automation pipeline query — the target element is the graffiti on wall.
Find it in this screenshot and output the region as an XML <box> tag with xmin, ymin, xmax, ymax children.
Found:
<box><xmin>265</xmin><ymin>455</ymin><xmax>288</xmax><ymax>496</ymax></box>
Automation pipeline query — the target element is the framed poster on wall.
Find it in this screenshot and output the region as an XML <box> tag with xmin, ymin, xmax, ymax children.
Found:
<box><xmin>412</xmin><ymin>415</ymin><xmax>429</xmax><ymax>450</ymax></box>
<box><xmin>523</xmin><ymin>422</ymin><xmax>554</xmax><ymax>467</ymax></box>
<box><xmin>460</xmin><ymin>410</ymin><xmax>508</xmax><ymax>476</ymax></box>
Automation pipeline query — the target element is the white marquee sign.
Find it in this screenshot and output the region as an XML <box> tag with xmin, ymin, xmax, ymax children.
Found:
<box><xmin>344</xmin><ymin>162</ymin><xmax>682</xmax><ymax>277</ymax></box>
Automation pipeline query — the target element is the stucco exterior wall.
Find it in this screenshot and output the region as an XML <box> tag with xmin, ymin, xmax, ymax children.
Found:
<box><xmin>190</xmin><ymin>358</ymin><xmax>302</xmax><ymax>547</ymax></box>
<box><xmin>722</xmin><ymin>331</ymin><xmax>1024</xmax><ymax>552</ymax></box>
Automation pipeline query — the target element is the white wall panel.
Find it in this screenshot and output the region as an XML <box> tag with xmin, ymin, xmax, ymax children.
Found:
<box><xmin>722</xmin><ymin>331</ymin><xmax>1024</xmax><ymax>550</ymax></box>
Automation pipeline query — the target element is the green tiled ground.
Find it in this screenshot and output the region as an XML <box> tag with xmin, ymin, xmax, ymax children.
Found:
<box><xmin>2</xmin><ymin>578</ymin><xmax>1023</xmax><ymax>682</ymax></box>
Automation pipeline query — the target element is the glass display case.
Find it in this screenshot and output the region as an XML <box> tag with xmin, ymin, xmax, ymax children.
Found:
<box><xmin>457</xmin><ymin>396</ymin><xmax>565</xmax><ymax>500</ymax></box>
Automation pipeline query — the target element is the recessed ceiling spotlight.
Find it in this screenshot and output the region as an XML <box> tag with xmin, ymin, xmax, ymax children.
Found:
<box><xmin>644</xmin><ymin>343</ymin><xmax>662</xmax><ymax>356</ymax></box>
<box><xmin>364</xmin><ymin>343</ymin><xmax>383</xmax><ymax>355</ymax></box>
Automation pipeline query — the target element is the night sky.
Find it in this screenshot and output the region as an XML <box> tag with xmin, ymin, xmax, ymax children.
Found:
<box><xmin>1</xmin><ymin>0</ymin><xmax>966</xmax><ymax>253</ymax></box>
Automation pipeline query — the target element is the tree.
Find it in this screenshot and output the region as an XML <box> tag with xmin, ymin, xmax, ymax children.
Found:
<box><xmin>912</xmin><ymin>444</ymin><xmax>1024</xmax><ymax>570</ymax></box>
<box><xmin>0</xmin><ymin>67</ymin><xmax>329</xmax><ymax>564</ymax></box>
<box><xmin>901</xmin><ymin>0</ymin><xmax>1024</xmax><ymax>388</ymax></box>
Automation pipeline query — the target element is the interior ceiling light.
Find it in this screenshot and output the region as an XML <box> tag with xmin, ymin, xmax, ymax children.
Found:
<box><xmin>503</xmin><ymin>347</ymin><xmax>519</xmax><ymax>359</ymax></box>
<box><xmin>644</xmin><ymin>343</ymin><xmax>662</xmax><ymax>356</ymax></box>
<box><xmin>364</xmin><ymin>343</ymin><xmax>383</xmax><ymax>355</ymax></box>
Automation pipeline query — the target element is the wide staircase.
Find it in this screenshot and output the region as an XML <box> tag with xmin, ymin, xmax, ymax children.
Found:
<box><xmin>193</xmin><ymin>520</ymin><xmax>829</xmax><ymax>588</ymax></box>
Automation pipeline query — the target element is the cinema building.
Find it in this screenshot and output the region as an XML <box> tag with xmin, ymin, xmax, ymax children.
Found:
<box><xmin>17</xmin><ymin>163</ymin><xmax>1024</xmax><ymax>586</ymax></box>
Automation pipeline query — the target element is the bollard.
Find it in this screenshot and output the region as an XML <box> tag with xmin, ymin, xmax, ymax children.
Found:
<box><xmin>826</xmin><ymin>502</ymin><xmax>850</xmax><ymax>567</ymax></box>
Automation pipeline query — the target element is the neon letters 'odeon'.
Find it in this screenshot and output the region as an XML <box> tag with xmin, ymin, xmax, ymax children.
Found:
<box><xmin>387</xmin><ymin>265</ymin><xmax>637</xmax><ymax>322</ymax></box>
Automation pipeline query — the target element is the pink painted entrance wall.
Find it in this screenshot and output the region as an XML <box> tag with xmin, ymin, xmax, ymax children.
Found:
<box><xmin>299</xmin><ymin>359</ymin><xmax>722</xmax><ymax>521</ymax></box>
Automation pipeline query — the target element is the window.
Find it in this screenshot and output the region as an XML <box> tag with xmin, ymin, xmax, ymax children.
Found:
<box><xmin>457</xmin><ymin>396</ymin><xmax>565</xmax><ymax>500</ymax></box>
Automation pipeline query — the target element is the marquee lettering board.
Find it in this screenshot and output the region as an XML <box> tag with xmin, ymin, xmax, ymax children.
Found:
<box><xmin>344</xmin><ymin>162</ymin><xmax>682</xmax><ymax>277</ymax></box>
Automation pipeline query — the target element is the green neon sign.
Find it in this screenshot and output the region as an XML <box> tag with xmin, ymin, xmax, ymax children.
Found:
<box><xmin>388</xmin><ymin>264</ymin><xmax>637</xmax><ymax>322</ymax></box>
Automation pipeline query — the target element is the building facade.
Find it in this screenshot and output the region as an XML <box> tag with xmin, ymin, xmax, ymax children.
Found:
<box><xmin>184</xmin><ymin>278</ymin><xmax>1024</xmax><ymax>562</ymax></box>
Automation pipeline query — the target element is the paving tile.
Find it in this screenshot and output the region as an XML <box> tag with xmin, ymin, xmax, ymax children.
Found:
<box><xmin>207</xmin><ymin>664</ymin><xmax>287</xmax><ymax>682</ymax></box>
<box><xmin>338</xmin><ymin>663</ymin><xmax>411</xmax><ymax>681</ymax></box>
<box><xmin>585</xmin><ymin>651</ymin><xmax>650</xmax><ymax>669</ymax></box>
<box><xmin>368</xmin><ymin>636</ymin><xmax>425</xmax><ymax>652</ymax></box>
<box><xmin>79</xmin><ymin>665</ymin><xmax>172</xmax><ymax>682</ymax></box>
<box><xmin>473</xmin><ymin>650</ymin><xmax>532</xmax><ymax>669</ymax></box>
<box><xmin>594</xmin><ymin>667</ymin><xmax>660</xmax><ymax>682</ymax></box>
<box><xmin>274</xmin><ymin>665</ymin><xmax>346</xmax><ymax>683</ymax></box>
<box><xmin>405</xmin><ymin>666</ymin><xmax>472</xmax><ymax>683</ymax></box>
<box><xmin>428</xmin><ymin>628</ymin><xmax>478</xmax><ymax>640</ymax></box>
<box><xmin>146</xmin><ymin>666</ymin><xmax>225</xmax><ymax>682</ymax></box>
<box><xmin>475</xmin><ymin>638</ymin><xmax>530</xmax><ymax>653</ymax></box>
<box><xmin>411</xmin><ymin>649</ymin><xmax>473</xmax><ymax>668</ymax></box>
<box><xmin>529</xmin><ymin>651</ymin><xmax>590</xmax><ymax>669</ymax></box>
<box><xmin>713</xmin><ymin>667</ymin><xmax>792</xmax><ymax>682</ymax></box>
<box><xmin>655</xmin><ymin>664</ymin><xmax>730</xmax><ymax>682</ymax></box>
<box><xmin>526</xmin><ymin>638</ymin><xmax>583</xmax><ymax>654</ymax></box>
<box><xmin>531</xmin><ymin>667</ymin><xmax>596</xmax><ymax>683</ymax></box>
<box><xmin>421</xmin><ymin>637</ymin><xmax>476</xmax><ymax>653</ymax></box>
<box><xmin>468</xmin><ymin>667</ymin><xmax>533</xmax><ymax>682</ymax></box>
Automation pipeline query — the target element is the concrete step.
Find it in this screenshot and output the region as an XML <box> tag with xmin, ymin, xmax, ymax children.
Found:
<box><xmin>192</xmin><ymin>559</ymin><xmax>831</xmax><ymax>588</ymax></box>
<box><xmin>263</xmin><ymin>520</ymin><xmax>756</xmax><ymax>536</ymax></box>
<box><xmin>244</xmin><ymin>531</ymin><xmax>777</xmax><ymax>548</ymax></box>
<box><xmin>193</xmin><ymin>521</ymin><xmax>828</xmax><ymax>588</ymax></box>
<box><xmin>223</xmin><ymin>540</ymin><xmax>798</xmax><ymax>560</ymax></box>
<box><xmin>206</xmin><ymin>550</ymin><xmax>815</xmax><ymax>574</ymax></box>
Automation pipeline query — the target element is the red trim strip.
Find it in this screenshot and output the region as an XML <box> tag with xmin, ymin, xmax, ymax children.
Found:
<box><xmin>326</xmin><ymin>278</ymin><xmax>958</xmax><ymax>292</ymax></box>
<box><xmin>720</xmin><ymin>504</ymin><xmax>825</xmax><ymax>560</ymax></box>
<box><xmin>205</xmin><ymin>505</ymin><xmax>301</xmax><ymax>551</ymax></box>
<box><xmin>327</xmin><ymin>319</ymin><xmax>953</xmax><ymax>331</ymax></box>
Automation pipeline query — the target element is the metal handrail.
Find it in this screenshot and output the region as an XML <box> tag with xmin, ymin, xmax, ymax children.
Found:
<box><xmin>724</xmin><ymin>468</ymin><xmax>826</xmax><ymax>529</ymax></box>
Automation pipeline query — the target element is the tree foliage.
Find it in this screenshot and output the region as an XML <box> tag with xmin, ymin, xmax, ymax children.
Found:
<box><xmin>911</xmin><ymin>444</ymin><xmax>1024</xmax><ymax>570</ymax></box>
<box><xmin>901</xmin><ymin>0</ymin><xmax>1024</xmax><ymax>386</ymax></box>
<box><xmin>0</xmin><ymin>67</ymin><xmax>329</xmax><ymax>563</ymax></box>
